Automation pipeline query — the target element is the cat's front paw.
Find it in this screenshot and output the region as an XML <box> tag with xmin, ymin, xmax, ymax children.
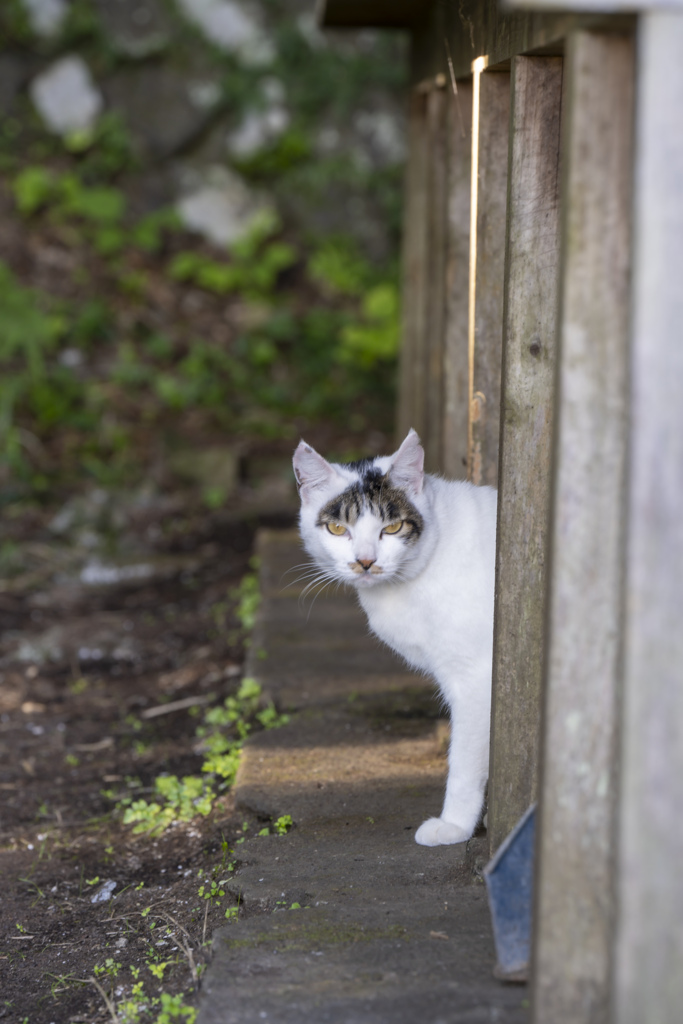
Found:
<box><xmin>414</xmin><ymin>817</ymin><xmax>471</xmax><ymax>847</ymax></box>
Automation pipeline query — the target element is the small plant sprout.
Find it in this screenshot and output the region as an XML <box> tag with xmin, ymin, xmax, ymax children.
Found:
<box><xmin>198</xmin><ymin>879</ymin><xmax>225</xmax><ymax>906</ymax></box>
<box><xmin>93</xmin><ymin>958</ymin><xmax>121</xmax><ymax>979</ymax></box>
<box><xmin>147</xmin><ymin>960</ymin><xmax>172</xmax><ymax>981</ymax></box>
<box><xmin>274</xmin><ymin>815</ymin><xmax>293</xmax><ymax>835</ymax></box>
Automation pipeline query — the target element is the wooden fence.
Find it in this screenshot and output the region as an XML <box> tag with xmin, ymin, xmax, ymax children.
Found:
<box><xmin>322</xmin><ymin>1</ymin><xmax>683</xmax><ymax>1021</ymax></box>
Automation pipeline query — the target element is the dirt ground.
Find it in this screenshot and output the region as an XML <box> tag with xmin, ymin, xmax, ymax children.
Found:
<box><xmin>0</xmin><ymin>493</ymin><xmax>296</xmax><ymax>1024</ymax></box>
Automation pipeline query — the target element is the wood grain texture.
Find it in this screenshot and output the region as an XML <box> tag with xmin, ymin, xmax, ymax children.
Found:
<box><xmin>614</xmin><ymin>14</ymin><xmax>683</xmax><ymax>1024</ymax></box>
<box><xmin>397</xmin><ymin>88</ymin><xmax>430</xmax><ymax>443</ymax></box>
<box><xmin>531</xmin><ymin>31</ymin><xmax>634</xmax><ymax>1024</ymax></box>
<box><xmin>424</xmin><ymin>81</ymin><xmax>449</xmax><ymax>470</ymax></box>
<box><xmin>442</xmin><ymin>79</ymin><xmax>472</xmax><ymax>480</ymax></box>
<box><xmin>468</xmin><ymin>70</ymin><xmax>510</xmax><ymax>487</ymax></box>
<box><xmin>488</xmin><ymin>56</ymin><xmax>563</xmax><ymax>857</ymax></box>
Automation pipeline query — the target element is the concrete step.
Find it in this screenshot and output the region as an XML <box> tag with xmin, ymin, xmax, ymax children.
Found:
<box><xmin>197</xmin><ymin>530</ymin><xmax>528</xmax><ymax>1024</ymax></box>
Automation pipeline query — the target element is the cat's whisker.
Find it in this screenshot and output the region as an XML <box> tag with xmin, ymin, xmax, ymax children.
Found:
<box><xmin>301</xmin><ymin>573</ymin><xmax>340</xmax><ymax>618</ymax></box>
<box><xmin>298</xmin><ymin>570</ymin><xmax>340</xmax><ymax>607</ymax></box>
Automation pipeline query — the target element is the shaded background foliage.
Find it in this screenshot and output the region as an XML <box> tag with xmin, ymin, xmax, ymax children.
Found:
<box><xmin>0</xmin><ymin>0</ymin><xmax>408</xmax><ymax>511</ymax></box>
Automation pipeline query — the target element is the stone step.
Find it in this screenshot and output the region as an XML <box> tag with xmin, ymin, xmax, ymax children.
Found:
<box><xmin>197</xmin><ymin>530</ymin><xmax>528</xmax><ymax>1024</ymax></box>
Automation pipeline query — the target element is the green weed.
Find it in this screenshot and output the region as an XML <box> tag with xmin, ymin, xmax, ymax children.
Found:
<box><xmin>113</xmin><ymin>672</ymin><xmax>288</xmax><ymax>837</ymax></box>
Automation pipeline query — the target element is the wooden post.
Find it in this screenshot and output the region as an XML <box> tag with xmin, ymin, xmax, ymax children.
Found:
<box><xmin>397</xmin><ymin>85</ymin><xmax>430</xmax><ymax>444</ymax></box>
<box><xmin>531</xmin><ymin>32</ymin><xmax>634</xmax><ymax>1024</ymax></box>
<box><xmin>488</xmin><ymin>55</ymin><xmax>563</xmax><ymax>857</ymax></box>
<box><xmin>424</xmin><ymin>77</ymin><xmax>449</xmax><ymax>471</ymax></box>
<box><xmin>442</xmin><ymin>78</ymin><xmax>473</xmax><ymax>480</ymax></box>
<box><xmin>613</xmin><ymin>13</ymin><xmax>683</xmax><ymax>1024</ymax></box>
<box><xmin>468</xmin><ymin>66</ymin><xmax>510</xmax><ymax>486</ymax></box>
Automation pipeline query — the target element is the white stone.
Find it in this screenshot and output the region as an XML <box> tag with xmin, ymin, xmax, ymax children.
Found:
<box><xmin>227</xmin><ymin>106</ymin><xmax>289</xmax><ymax>158</ymax></box>
<box><xmin>227</xmin><ymin>76</ymin><xmax>289</xmax><ymax>157</ymax></box>
<box><xmin>176</xmin><ymin>165</ymin><xmax>272</xmax><ymax>247</ymax></box>
<box><xmin>176</xmin><ymin>0</ymin><xmax>274</xmax><ymax>66</ymax></box>
<box><xmin>29</xmin><ymin>56</ymin><xmax>103</xmax><ymax>136</ymax></box>
<box><xmin>187</xmin><ymin>79</ymin><xmax>222</xmax><ymax>110</ymax></box>
<box><xmin>22</xmin><ymin>0</ymin><xmax>68</xmax><ymax>38</ymax></box>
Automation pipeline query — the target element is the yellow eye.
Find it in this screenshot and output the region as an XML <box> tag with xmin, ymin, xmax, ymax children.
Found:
<box><xmin>326</xmin><ymin>522</ymin><xmax>347</xmax><ymax>536</ymax></box>
<box><xmin>383</xmin><ymin>522</ymin><xmax>402</xmax><ymax>535</ymax></box>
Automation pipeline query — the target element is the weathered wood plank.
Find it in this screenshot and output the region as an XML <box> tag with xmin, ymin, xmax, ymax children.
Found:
<box><xmin>424</xmin><ymin>79</ymin><xmax>449</xmax><ymax>470</ymax></box>
<box><xmin>413</xmin><ymin>0</ymin><xmax>634</xmax><ymax>81</ymax></box>
<box><xmin>531</xmin><ymin>31</ymin><xmax>634</xmax><ymax>1024</ymax></box>
<box><xmin>442</xmin><ymin>78</ymin><xmax>472</xmax><ymax>480</ymax></box>
<box><xmin>613</xmin><ymin>14</ymin><xmax>683</xmax><ymax>1024</ymax></box>
<box><xmin>397</xmin><ymin>87</ymin><xmax>430</xmax><ymax>442</ymax></box>
<box><xmin>468</xmin><ymin>68</ymin><xmax>510</xmax><ymax>487</ymax></box>
<box><xmin>506</xmin><ymin>0</ymin><xmax>683</xmax><ymax>12</ymax></box>
<box><xmin>488</xmin><ymin>55</ymin><xmax>562</xmax><ymax>857</ymax></box>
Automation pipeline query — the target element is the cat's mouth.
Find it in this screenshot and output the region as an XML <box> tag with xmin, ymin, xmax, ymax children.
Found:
<box><xmin>347</xmin><ymin>563</ymin><xmax>387</xmax><ymax>586</ymax></box>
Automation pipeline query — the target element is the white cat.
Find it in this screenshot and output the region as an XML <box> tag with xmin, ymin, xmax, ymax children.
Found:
<box><xmin>292</xmin><ymin>429</ymin><xmax>497</xmax><ymax>846</ymax></box>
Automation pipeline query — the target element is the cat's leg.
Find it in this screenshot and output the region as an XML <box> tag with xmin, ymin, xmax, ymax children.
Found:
<box><xmin>415</xmin><ymin>676</ymin><xmax>489</xmax><ymax>847</ymax></box>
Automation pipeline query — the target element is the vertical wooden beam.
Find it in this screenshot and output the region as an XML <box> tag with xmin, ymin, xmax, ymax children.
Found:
<box><xmin>397</xmin><ymin>85</ymin><xmax>430</xmax><ymax>443</ymax></box>
<box><xmin>468</xmin><ymin>67</ymin><xmax>510</xmax><ymax>486</ymax></box>
<box><xmin>424</xmin><ymin>78</ymin><xmax>449</xmax><ymax>471</ymax></box>
<box><xmin>442</xmin><ymin>78</ymin><xmax>473</xmax><ymax>480</ymax></box>
<box><xmin>613</xmin><ymin>14</ymin><xmax>683</xmax><ymax>1024</ymax></box>
<box><xmin>488</xmin><ymin>55</ymin><xmax>563</xmax><ymax>858</ymax></box>
<box><xmin>531</xmin><ymin>32</ymin><xmax>634</xmax><ymax>1024</ymax></box>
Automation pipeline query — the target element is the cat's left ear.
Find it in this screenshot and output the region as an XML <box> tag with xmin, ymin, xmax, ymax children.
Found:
<box><xmin>388</xmin><ymin>429</ymin><xmax>424</xmax><ymax>495</ymax></box>
<box><xmin>293</xmin><ymin>441</ymin><xmax>344</xmax><ymax>504</ymax></box>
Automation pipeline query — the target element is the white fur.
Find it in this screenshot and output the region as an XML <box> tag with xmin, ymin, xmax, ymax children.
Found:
<box><xmin>293</xmin><ymin>430</ymin><xmax>497</xmax><ymax>846</ymax></box>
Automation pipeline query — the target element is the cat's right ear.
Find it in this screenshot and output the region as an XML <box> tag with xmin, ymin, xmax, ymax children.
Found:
<box><xmin>293</xmin><ymin>441</ymin><xmax>343</xmax><ymax>504</ymax></box>
<box><xmin>388</xmin><ymin>428</ymin><xmax>425</xmax><ymax>495</ymax></box>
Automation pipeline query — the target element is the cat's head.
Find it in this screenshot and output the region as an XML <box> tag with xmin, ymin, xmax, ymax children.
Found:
<box><xmin>292</xmin><ymin>429</ymin><xmax>428</xmax><ymax>588</ymax></box>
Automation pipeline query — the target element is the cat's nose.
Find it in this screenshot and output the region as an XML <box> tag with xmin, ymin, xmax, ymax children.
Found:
<box><xmin>358</xmin><ymin>558</ymin><xmax>375</xmax><ymax>571</ymax></box>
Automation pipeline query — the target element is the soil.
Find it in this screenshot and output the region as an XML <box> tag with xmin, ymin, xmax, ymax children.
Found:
<box><xmin>0</xmin><ymin>496</ymin><xmax>293</xmax><ymax>1024</ymax></box>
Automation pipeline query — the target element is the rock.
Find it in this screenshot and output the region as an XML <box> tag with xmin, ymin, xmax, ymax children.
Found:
<box><xmin>103</xmin><ymin>65</ymin><xmax>216</xmax><ymax>160</ymax></box>
<box><xmin>94</xmin><ymin>0</ymin><xmax>170</xmax><ymax>59</ymax></box>
<box><xmin>175</xmin><ymin>0</ymin><xmax>275</xmax><ymax>66</ymax></box>
<box><xmin>227</xmin><ymin>107</ymin><xmax>289</xmax><ymax>158</ymax></box>
<box><xmin>227</xmin><ymin>76</ymin><xmax>289</xmax><ymax>158</ymax></box>
<box><xmin>90</xmin><ymin>880</ymin><xmax>117</xmax><ymax>904</ymax></box>
<box><xmin>29</xmin><ymin>55</ymin><xmax>103</xmax><ymax>136</ymax></box>
<box><xmin>187</xmin><ymin>79</ymin><xmax>222</xmax><ymax>111</ymax></box>
<box><xmin>21</xmin><ymin>0</ymin><xmax>68</xmax><ymax>38</ymax></box>
<box><xmin>175</xmin><ymin>165</ymin><xmax>272</xmax><ymax>247</ymax></box>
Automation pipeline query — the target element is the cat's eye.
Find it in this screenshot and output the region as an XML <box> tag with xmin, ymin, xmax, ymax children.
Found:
<box><xmin>382</xmin><ymin>522</ymin><xmax>403</xmax><ymax>535</ymax></box>
<box><xmin>326</xmin><ymin>522</ymin><xmax>347</xmax><ymax>536</ymax></box>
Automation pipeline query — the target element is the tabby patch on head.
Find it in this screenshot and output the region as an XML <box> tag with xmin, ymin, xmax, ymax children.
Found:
<box><xmin>316</xmin><ymin>465</ymin><xmax>424</xmax><ymax>541</ymax></box>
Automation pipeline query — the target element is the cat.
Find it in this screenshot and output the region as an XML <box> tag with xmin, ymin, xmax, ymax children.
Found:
<box><xmin>292</xmin><ymin>429</ymin><xmax>497</xmax><ymax>846</ymax></box>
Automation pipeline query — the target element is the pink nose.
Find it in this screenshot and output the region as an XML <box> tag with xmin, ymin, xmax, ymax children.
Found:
<box><xmin>358</xmin><ymin>559</ymin><xmax>375</xmax><ymax>571</ymax></box>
